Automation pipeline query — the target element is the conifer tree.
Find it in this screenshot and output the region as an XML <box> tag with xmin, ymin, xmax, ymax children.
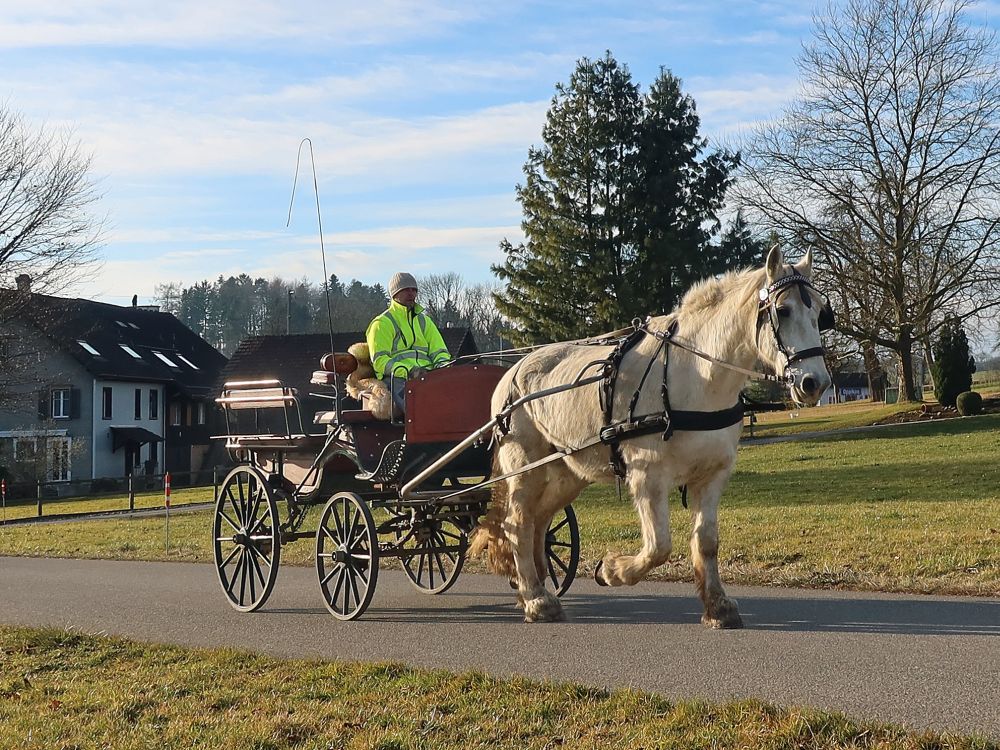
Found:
<box><xmin>494</xmin><ymin>54</ymin><xmax>736</xmax><ymax>344</ymax></box>
<box><xmin>931</xmin><ymin>316</ymin><xmax>976</xmax><ymax>407</ymax></box>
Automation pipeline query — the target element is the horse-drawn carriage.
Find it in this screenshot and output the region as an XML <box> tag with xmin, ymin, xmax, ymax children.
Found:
<box><xmin>212</xmin><ymin>359</ymin><xmax>580</xmax><ymax>620</ymax></box>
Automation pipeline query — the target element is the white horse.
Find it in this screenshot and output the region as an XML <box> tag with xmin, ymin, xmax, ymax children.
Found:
<box><xmin>471</xmin><ymin>246</ymin><xmax>832</xmax><ymax>625</ymax></box>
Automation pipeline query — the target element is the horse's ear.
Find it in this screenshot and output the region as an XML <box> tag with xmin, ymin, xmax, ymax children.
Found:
<box><xmin>765</xmin><ymin>244</ymin><xmax>783</xmax><ymax>282</ymax></box>
<box><xmin>793</xmin><ymin>248</ymin><xmax>813</xmax><ymax>278</ymax></box>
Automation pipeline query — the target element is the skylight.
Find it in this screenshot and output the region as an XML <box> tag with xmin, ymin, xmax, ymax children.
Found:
<box><xmin>115</xmin><ymin>320</ymin><xmax>127</xmax><ymax>328</ymax></box>
<box><xmin>119</xmin><ymin>344</ymin><xmax>142</xmax><ymax>359</ymax></box>
<box><xmin>176</xmin><ymin>354</ymin><xmax>199</xmax><ymax>370</ymax></box>
<box><xmin>153</xmin><ymin>351</ymin><xmax>179</xmax><ymax>368</ymax></box>
<box><xmin>128</xmin><ymin>323</ymin><xmax>140</xmax><ymax>330</ymax></box>
<box><xmin>77</xmin><ymin>340</ymin><xmax>100</xmax><ymax>356</ymax></box>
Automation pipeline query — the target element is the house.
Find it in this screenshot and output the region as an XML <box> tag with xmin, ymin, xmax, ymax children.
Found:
<box><xmin>821</xmin><ymin>372</ymin><xmax>872</xmax><ymax>404</ymax></box>
<box><xmin>0</xmin><ymin>285</ymin><xmax>227</xmax><ymax>489</ymax></box>
<box><xmin>219</xmin><ymin>329</ymin><xmax>479</xmax><ymax>432</ymax></box>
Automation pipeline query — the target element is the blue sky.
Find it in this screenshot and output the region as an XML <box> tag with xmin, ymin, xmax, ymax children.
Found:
<box><xmin>2</xmin><ymin>0</ymin><xmax>997</xmax><ymax>308</ymax></box>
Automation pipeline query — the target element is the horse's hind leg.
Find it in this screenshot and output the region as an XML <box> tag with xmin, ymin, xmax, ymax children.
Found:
<box><xmin>595</xmin><ymin>467</ymin><xmax>673</xmax><ymax>586</ymax></box>
<box><xmin>504</xmin><ymin>473</ymin><xmax>563</xmax><ymax>623</ymax></box>
<box><xmin>688</xmin><ymin>473</ymin><xmax>743</xmax><ymax>629</ymax></box>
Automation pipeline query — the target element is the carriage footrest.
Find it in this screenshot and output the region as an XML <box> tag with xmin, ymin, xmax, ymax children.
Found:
<box><xmin>356</xmin><ymin>439</ymin><xmax>406</xmax><ymax>483</ymax></box>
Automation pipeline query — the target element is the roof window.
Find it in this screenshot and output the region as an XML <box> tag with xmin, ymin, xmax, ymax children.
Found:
<box><xmin>128</xmin><ymin>323</ymin><xmax>140</xmax><ymax>330</ymax></box>
<box><xmin>77</xmin><ymin>341</ymin><xmax>101</xmax><ymax>356</ymax></box>
<box><xmin>119</xmin><ymin>344</ymin><xmax>142</xmax><ymax>359</ymax></box>
<box><xmin>153</xmin><ymin>351</ymin><xmax>179</xmax><ymax>368</ymax></box>
<box><xmin>176</xmin><ymin>354</ymin><xmax>199</xmax><ymax>370</ymax></box>
<box><xmin>115</xmin><ymin>320</ymin><xmax>128</xmax><ymax>328</ymax></box>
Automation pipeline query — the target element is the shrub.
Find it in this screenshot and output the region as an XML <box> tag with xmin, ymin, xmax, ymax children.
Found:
<box><xmin>931</xmin><ymin>316</ymin><xmax>975</xmax><ymax>407</ymax></box>
<box><xmin>956</xmin><ymin>391</ymin><xmax>983</xmax><ymax>416</ymax></box>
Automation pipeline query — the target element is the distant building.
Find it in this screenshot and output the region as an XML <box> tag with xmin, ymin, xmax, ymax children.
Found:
<box><xmin>0</xmin><ymin>288</ymin><xmax>227</xmax><ymax>488</ymax></box>
<box><xmin>220</xmin><ymin>329</ymin><xmax>479</xmax><ymax>432</ymax></box>
<box><xmin>822</xmin><ymin>372</ymin><xmax>872</xmax><ymax>405</ymax></box>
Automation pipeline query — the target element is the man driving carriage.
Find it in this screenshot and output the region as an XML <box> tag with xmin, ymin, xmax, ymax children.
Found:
<box><xmin>366</xmin><ymin>272</ymin><xmax>452</xmax><ymax>411</ymax></box>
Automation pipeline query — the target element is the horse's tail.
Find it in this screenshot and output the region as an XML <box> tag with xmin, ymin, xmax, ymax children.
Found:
<box><xmin>468</xmin><ymin>450</ymin><xmax>516</xmax><ymax>580</ymax></box>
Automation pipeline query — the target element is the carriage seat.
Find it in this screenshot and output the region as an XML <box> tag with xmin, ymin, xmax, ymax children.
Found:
<box><xmin>311</xmin><ymin>370</ymin><xmax>336</xmax><ymax>386</ymax></box>
<box><xmin>314</xmin><ymin>409</ymin><xmax>379</xmax><ymax>425</ymax></box>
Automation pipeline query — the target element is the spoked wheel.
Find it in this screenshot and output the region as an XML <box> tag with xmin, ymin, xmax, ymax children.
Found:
<box><xmin>316</xmin><ymin>492</ymin><xmax>379</xmax><ymax>621</ymax></box>
<box><xmin>399</xmin><ymin>510</ymin><xmax>467</xmax><ymax>594</ymax></box>
<box><xmin>213</xmin><ymin>465</ymin><xmax>281</xmax><ymax>612</ymax></box>
<box><xmin>546</xmin><ymin>504</ymin><xmax>580</xmax><ymax>597</ymax></box>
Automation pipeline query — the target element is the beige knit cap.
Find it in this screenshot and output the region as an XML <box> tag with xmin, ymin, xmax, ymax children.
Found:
<box><xmin>388</xmin><ymin>272</ymin><xmax>418</xmax><ymax>298</ymax></box>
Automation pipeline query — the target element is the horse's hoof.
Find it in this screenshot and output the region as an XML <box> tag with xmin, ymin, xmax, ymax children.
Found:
<box><xmin>523</xmin><ymin>595</ymin><xmax>565</xmax><ymax>623</ymax></box>
<box><xmin>594</xmin><ymin>560</ymin><xmax>608</xmax><ymax>587</ymax></box>
<box><xmin>702</xmin><ymin>598</ymin><xmax>744</xmax><ymax>629</ymax></box>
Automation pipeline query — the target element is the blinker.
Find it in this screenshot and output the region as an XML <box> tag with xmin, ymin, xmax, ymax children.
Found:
<box><xmin>818</xmin><ymin>303</ymin><xmax>835</xmax><ymax>332</ymax></box>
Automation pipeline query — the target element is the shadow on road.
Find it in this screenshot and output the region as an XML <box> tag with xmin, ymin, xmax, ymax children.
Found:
<box><xmin>321</xmin><ymin>590</ymin><xmax>1000</xmax><ymax>635</ymax></box>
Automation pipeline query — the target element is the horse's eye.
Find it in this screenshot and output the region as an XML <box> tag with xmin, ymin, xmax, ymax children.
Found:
<box><xmin>776</xmin><ymin>306</ymin><xmax>791</xmax><ymax>319</ymax></box>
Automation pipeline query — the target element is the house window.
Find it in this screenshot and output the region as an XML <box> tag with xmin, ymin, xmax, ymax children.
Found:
<box><xmin>170</xmin><ymin>403</ymin><xmax>182</xmax><ymax>426</ymax></box>
<box><xmin>177</xmin><ymin>354</ymin><xmax>199</xmax><ymax>370</ymax></box>
<box><xmin>51</xmin><ymin>388</ymin><xmax>71</xmax><ymax>419</ymax></box>
<box><xmin>149</xmin><ymin>389</ymin><xmax>158</xmax><ymax>421</ymax></box>
<box><xmin>48</xmin><ymin>437</ymin><xmax>71</xmax><ymax>482</ymax></box>
<box><xmin>152</xmin><ymin>351</ymin><xmax>179</xmax><ymax>368</ymax></box>
<box><xmin>197</xmin><ymin>402</ymin><xmax>207</xmax><ymax>425</ymax></box>
<box><xmin>134</xmin><ymin>388</ymin><xmax>142</xmax><ymax>419</ymax></box>
<box><xmin>102</xmin><ymin>387</ymin><xmax>113</xmax><ymax>420</ymax></box>
<box><xmin>119</xmin><ymin>344</ymin><xmax>142</xmax><ymax>359</ymax></box>
<box><xmin>77</xmin><ymin>340</ymin><xmax>100</xmax><ymax>356</ymax></box>
<box><xmin>13</xmin><ymin>437</ymin><xmax>37</xmax><ymax>462</ymax></box>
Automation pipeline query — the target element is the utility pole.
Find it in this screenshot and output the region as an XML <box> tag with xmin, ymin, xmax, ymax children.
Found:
<box><xmin>286</xmin><ymin>289</ymin><xmax>294</xmax><ymax>335</ymax></box>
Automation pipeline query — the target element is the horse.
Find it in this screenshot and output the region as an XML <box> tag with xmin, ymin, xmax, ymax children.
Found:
<box><xmin>470</xmin><ymin>246</ymin><xmax>833</xmax><ymax>626</ymax></box>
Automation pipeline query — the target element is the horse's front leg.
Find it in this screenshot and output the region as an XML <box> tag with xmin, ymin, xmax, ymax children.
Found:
<box><xmin>688</xmin><ymin>472</ymin><xmax>743</xmax><ymax>629</ymax></box>
<box><xmin>504</xmin><ymin>479</ymin><xmax>564</xmax><ymax>623</ymax></box>
<box><xmin>595</xmin><ymin>469</ymin><xmax>673</xmax><ymax>586</ymax></box>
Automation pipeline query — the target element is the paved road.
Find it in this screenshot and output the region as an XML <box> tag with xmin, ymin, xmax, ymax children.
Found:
<box><xmin>1</xmin><ymin>556</ymin><xmax>997</xmax><ymax>738</ymax></box>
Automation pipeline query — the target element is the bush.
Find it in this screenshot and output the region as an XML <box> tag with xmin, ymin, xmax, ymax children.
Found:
<box><xmin>956</xmin><ymin>391</ymin><xmax>983</xmax><ymax>416</ymax></box>
<box><xmin>931</xmin><ymin>316</ymin><xmax>975</xmax><ymax>407</ymax></box>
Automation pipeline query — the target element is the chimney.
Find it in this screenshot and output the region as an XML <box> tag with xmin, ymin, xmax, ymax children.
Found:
<box><xmin>15</xmin><ymin>274</ymin><xmax>31</xmax><ymax>293</ymax></box>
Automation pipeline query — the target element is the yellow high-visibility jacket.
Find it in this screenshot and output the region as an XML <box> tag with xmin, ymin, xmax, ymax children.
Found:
<box><xmin>365</xmin><ymin>300</ymin><xmax>452</xmax><ymax>379</ymax></box>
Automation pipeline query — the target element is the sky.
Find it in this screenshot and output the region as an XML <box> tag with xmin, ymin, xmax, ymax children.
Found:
<box><xmin>2</xmin><ymin>0</ymin><xmax>999</xmax><ymax>313</ymax></box>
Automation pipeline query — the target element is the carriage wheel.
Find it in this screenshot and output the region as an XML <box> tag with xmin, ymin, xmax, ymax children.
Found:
<box><xmin>546</xmin><ymin>504</ymin><xmax>580</xmax><ymax>597</ymax></box>
<box><xmin>213</xmin><ymin>465</ymin><xmax>281</xmax><ymax>613</ymax></box>
<box><xmin>399</xmin><ymin>511</ymin><xmax>467</xmax><ymax>594</ymax></box>
<box><xmin>316</xmin><ymin>492</ymin><xmax>379</xmax><ymax>621</ymax></box>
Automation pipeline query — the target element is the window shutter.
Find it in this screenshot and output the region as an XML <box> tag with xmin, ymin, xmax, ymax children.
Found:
<box><xmin>70</xmin><ymin>388</ymin><xmax>81</xmax><ymax>419</ymax></box>
<box><xmin>38</xmin><ymin>391</ymin><xmax>49</xmax><ymax>420</ymax></box>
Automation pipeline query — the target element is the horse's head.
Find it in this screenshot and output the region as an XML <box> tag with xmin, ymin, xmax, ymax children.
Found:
<box><xmin>756</xmin><ymin>245</ymin><xmax>833</xmax><ymax>406</ymax></box>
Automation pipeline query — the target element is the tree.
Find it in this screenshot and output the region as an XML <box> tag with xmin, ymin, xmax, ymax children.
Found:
<box><xmin>0</xmin><ymin>104</ymin><xmax>103</xmax><ymax>413</ymax></box>
<box><xmin>931</xmin><ymin>316</ymin><xmax>975</xmax><ymax>406</ymax></box>
<box><xmin>493</xmin><ymin>53</ymin><xmax>736</xmax><ymax>344</ymax></box>
<box><xmin>737</xmin><ymin>0</ymin><xmax>1000</xmax><ymax>401</ymax></box>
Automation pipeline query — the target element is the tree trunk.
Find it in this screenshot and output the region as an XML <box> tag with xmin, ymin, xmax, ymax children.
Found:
<box><xmin>897</xmin><ymin>331</ymin><xmax>920</xmax><ymax>401</ymax></box>
<box><xmin>862</xmin><ymin>342</ymin><xmax>884</xmax><ymax>402</ymax></box>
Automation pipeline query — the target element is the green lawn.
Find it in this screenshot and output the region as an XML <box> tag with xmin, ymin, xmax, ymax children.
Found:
<box><xmin>2</xmin><ymin>414</ymin><xmax>997</xmax><ymax>596</ymax></box>
<box><xmin>0</xmin><ymin>485</ymin><xmax>214</xmax><ymax>522</ymax></box>
<box><xmin>0</xmin><ymin>626</ymin><xmax>993</xmax><ymax>750</ymax></box>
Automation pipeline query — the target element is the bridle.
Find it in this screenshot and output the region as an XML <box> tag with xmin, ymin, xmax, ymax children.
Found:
<box><xmin>756</xmin><ymin>271</ymin><xmax>835</xmax><ymax>377</ymax></box>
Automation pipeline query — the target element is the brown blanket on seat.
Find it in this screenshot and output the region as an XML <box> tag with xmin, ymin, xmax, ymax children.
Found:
<box><xmin>345</xmin><ymin>342</ymin><xmax>392</xmax><ymax>420</ymax></box>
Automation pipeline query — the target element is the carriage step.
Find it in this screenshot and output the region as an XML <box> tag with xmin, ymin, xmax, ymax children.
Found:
<box><xmin>356</xmin><ymin>439</ymin><xmax>406</xmax><ymax>483</ymax></box>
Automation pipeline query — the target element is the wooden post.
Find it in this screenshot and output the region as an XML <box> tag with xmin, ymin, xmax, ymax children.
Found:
<box><xmin>128</xmin><ymin>474</ymin><xmax>135</xmax><ymax>511</ymax></box>
<box><xmin>213</xmin><ymin>465</ymin><xmax>219</xmax><ymax>504</ymax></box>
<box><xmin>36</xmin><ymin>479</ymin><xmax>42</xmax><ymax>517</ymax></box>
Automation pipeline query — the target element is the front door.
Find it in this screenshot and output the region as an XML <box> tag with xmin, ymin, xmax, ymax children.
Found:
<box><xmin>124</xmin><ymin>444</ymin><xmax>139</xmax><ymax>477</ymax></box>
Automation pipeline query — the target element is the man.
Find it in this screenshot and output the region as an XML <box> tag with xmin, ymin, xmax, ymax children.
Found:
<box><xmin>366</xmin><ymin>272</ymin><xmax>452</xmax><ymax>410</ymax></box>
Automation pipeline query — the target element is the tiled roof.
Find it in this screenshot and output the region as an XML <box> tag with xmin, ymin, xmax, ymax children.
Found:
<box><xmin>11</xmin><ymin>292</ymin><xmax>227</xmax><ymax>398</ymax></box>
<box><xmin>219</xmin><ymin>328</ymin><xmax>478</xmax><ymax>397</ymax></box>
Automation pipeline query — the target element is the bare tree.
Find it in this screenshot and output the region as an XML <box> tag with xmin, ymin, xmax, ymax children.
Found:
<box><xmin>737</xmin><ymin>0</ymin><xmax>1000</xmax><ymax>401</ymax></box>
<box><xmin>0</xmin><ymin>105</ymin><xmax>103</xmax><ymax>309</ymax></box>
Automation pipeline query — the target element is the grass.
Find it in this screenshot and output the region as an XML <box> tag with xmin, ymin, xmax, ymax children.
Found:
<box><xmin>2</xmin><ymin>414</ymin><xmax>997</xmax><ymax>596</ymax></box>
<box><xmin>747</xmin><ymin>400</ymin><xmax>915</xmax><ymax>437</ymax></box>
<box><xmin>0</xmin><ymin>485</ymin><xmax>214</xmax><ymax>522</ymax></box>
<box><xmin>0</xmin><ymin>625</ymin><xmax>995</xmax><ymax>750</ymax></box>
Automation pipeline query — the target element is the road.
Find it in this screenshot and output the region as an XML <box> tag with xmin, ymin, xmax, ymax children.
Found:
<box><xmin>1</xmin><ymin>556</ymin><xmax>997</xmax><ymax>738</ymax></box>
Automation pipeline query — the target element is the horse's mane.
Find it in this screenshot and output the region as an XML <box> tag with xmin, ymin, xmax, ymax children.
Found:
<box><xmin>677</xmin><ymin>266</ymin><xmax>764</xmax><ymax>318</ymax></box>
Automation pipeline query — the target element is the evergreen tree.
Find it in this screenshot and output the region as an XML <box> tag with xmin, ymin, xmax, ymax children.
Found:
<box><xmin>708</xmin><ymin>211</ymin><xmax>766</xmax><ymax>274</ymax></box>
<box><xmin>631</xmin><ymin>70</ymin><xmax>738</xmax><ymax>317</ymax></box>
<box><xmin>931</xmin><ymin>316</ymin><xmax>976</xmax><ymax>407</ymax></box>
<box><xmin>494</xmin><ymin>54</ymin><xmax>736</xmax><ymax>344</ymax></box>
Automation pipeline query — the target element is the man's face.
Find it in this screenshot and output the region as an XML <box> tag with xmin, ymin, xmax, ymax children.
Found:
<box><xmin>393</xmin><ymin>287</ymin><xmax>418</xmax><ymax>308</ymax></box>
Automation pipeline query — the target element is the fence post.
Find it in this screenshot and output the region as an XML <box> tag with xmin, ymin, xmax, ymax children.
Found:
<box><xmin>36</xmin><ymin>479</ymin><xmax>42</xmax><ymax>517</ymax></box>
<box><xmin>213</xmin><ymin>465</ymin><xmax>219</xmax><ymax>503</ymax></box>
<box><xmin>128</xmin><ymin>474</ymin><xmax>135</xmax><ymax>511</ymax></box>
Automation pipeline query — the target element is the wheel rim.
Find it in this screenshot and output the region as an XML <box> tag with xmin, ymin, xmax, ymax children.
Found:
<box><xmin>399</xmin><ymin>513</ymin><xmax>466</xmax><ymax>594</ymax></box>
<box><xmin>213</xmin><ymin>466</ymin><xmax>281</xmax><ymax>612</ymax></box>
<box><xmin>316</xmin><ymin>493</ymin><xmax>379</xmax><ymax>620</ymax></box>
<box><xmin>545</xmin><ymin>504</ymin><xmax>580</xmax><ymax>597</ymax></box>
